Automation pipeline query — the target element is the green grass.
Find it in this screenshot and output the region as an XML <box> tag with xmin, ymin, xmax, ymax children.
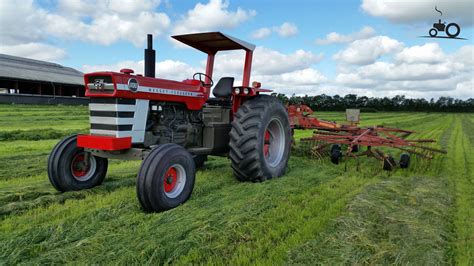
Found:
<box><xmin>0</xmin><ymin>104</ymin><xmax>472</xmax><ymax>264</ymax></box>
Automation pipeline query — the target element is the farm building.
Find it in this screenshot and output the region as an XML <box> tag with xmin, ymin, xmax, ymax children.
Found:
<box><xmin>0</xmin><ymin>54</ymin><xmax>85</xmax><ymax>97</ymax></box>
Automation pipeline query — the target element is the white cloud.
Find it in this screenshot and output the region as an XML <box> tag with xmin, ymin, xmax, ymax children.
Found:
<box><xmin>0</xmin><ymin>42</ymin><xmax>67</xmax><ymax>62</ymax></box>
<box><xmin>0</xmin><ymin>0</ymin><xmax>170</xmax><ymax>48</ymax></box>
<box><xmin>277</xmin><ymin>68</ymin><xmax>327</xmax><ymax>85</ymax></box>
<box><xmin>316</xmin><ymin>26</ymin><xmax>376</xmax><ymax>45</ymax></box>
<box><xmin>250</xmin><ymin>22</ymin><xmax>298</xmax><ymax>39</ymax></box>
<box><xmin>274</xmin><ymin>22</ymin><xmax>298</xmax><ymax>37</ymax></box>
<box><xmin>0</xmin><ymin>0</ymin><xmax>46</xmax><ymax>45</ymax></box>
<box><xmin>213</xmin><ymin>47</ymin><xmax>324</xmax><ymax>76</ymax></box>
<box><xmin>333</xmin><ymin>36</ymin><xmax>403</xmax><ymax>65</ymax></box>
<box><xmin>395</xmin><ymin>43</ymin><xmax>446</xmax><ymax>64</ymax></box>
<box><xmin>251</xmin><ymin>27</ymin><xmax>272</xmax><ymax>39</ymax></box>
<box><xmin>82</xmin><ymin>59</ymin><xmax>196</xmax><ymax>81</ymax></box>
<box><xmin>48</xmin><ymin>0</ymin><xmax>170</xmax><ymax>47</ymax></box>
<box><xmin>361</xmin><ymin>0</ymin><xmax>474</xmax><ymax>26</ymax></box>
<box><xmin>172</xmin><ymin>0</ymin><xmax>256</xmax><ymax>35</ymax></box>
<box><xmin>333</xmin><ymin>42</ymin><xmax>473</xmax><ymax>99</ymax></box>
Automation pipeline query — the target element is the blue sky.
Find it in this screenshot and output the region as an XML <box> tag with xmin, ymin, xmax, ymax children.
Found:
<box><xmin>1</xmin><ymin>0</ymin><xmax>473</xmax><ymax>99</ymax></box>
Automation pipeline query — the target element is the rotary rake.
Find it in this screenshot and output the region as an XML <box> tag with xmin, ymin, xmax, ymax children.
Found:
<box><xmin>288</xmin><ymin>105</ymin><xmax>446</xmax><ymax>170</ymax></box>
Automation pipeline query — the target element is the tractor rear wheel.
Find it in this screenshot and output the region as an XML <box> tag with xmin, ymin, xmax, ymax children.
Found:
<box><xmin>48</xmin><ymin>135</ymin><xmax>108</xmax><ymax>192</ymax></box>
<box><xmin>136</xmin><ymin>144</ymin><xmax>196</xmax><ymax>212</ymax></box>
<box><xmin>229</xmin><ymin>95</ymin><xmax>291</xmax><ymax>182</ymax></box>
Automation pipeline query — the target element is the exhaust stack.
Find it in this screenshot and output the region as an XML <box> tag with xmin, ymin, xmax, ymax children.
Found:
<box><xmin>144</xmin><ymin>34</ymin><xmax>155</xmax><ymax>78</ymax></box>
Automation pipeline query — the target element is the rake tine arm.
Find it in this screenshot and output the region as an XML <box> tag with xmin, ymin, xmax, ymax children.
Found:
<box><xmin>404</xmin><ymin>144</ymin><xmax>447</xmax><ymax>154</ymax></box>
<box><xmin>395</xmin><ymin>147</ymin><xmax>433</xmax><ymax>159</ymax></box>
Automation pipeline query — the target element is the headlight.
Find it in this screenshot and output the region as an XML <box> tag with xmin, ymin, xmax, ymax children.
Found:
<box><xmin>243</xmin><ymin>88</ymin><xmax>249</xmax><ymax>94</ymax></box>
<box><xmin>234</xmin><ymin>88</ymin><xmax>240</xmax><ymax>94</ymax></box>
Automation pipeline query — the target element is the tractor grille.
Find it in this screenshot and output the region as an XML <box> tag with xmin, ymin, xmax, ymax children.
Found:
<box><xmin>88</xmin><ymin>98</ymin><xmax>148</xmax><ymax>143</ymax></box>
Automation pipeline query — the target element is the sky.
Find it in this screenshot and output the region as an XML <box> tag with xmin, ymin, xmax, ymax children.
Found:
<box><xmin>0</xmin><ymin>0</ymin><xmax>473</xmax><ymax>99</ymax></box>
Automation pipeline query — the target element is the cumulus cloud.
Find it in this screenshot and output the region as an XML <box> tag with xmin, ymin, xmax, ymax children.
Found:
<box><xmin>213</xmin><ymin>47</ymin><xmax>324</xmax><ymax>76</ymax></box>
<box><xmin>172</xmin><ymin>0</ymin><xmax>256</xmax><ymax>35</ymax></box>
<box><xmin>334</xmin><ymin>41</ymin><xmax>473</xmax><ymax>99</ymax></box>
<box><xmin>333</xmin><ymin>36</ymin><xmax>403</xmax><ymax>65</ymax></box>
<box><xmin>316</xmin><ymin>26</ymin><xmax>376</xmax><ymax>45</ymax></box>
<box><xmin>0</xmin><ymin>42</ymin><xmax>67</xmax><ymax>62</ymax></box>
<box><xmin>0</xmin><ymin>0</ymin><xmax>46</xmax><ymax>45</ymax></box>
<box><xmin>274</xmin><ymin>22</ymin><xmax>298</xmax><ymax>37</ymax></box>
<box><xmin>251</xmin><ymin>22</ymin><xmax>299</xmax><ymax>39</ymax></box>
<box><xmin>0</xmin><ymin>0</ymin><xmax>170</xmax><ymax>49</ymax></box>
<box><xmin>395</xmin><ymin>43</ymin><xmax>446</xmax><ymax>64</ymax></box>
<box><xmin>49</xmin><ymin>0</ymin><xmax>170</xmax><ymax>47</ymax></box>
<box><xmin>361</xmin><ymin>0</ymin><xmax>474</xmax><ymax>26</ymax></box>
<box><xmin>251</xmin><ymin>28</ymin><xmax>272</xmax><ymax>39</ymax></box>
<box><xmin>82</xmin><ymin>59</ymin><xmax>197</xmax><ymax>81</ymax></box>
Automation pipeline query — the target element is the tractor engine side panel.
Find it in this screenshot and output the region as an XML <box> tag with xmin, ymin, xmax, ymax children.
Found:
<box><xmin>149</xmin><ymin>102</ymin><xmax>203</xmax><ymax>148</ymax></box>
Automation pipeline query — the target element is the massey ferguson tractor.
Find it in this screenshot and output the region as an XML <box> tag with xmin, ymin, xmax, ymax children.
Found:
<box><xmin>48</xmin><ymin>32</ymin><xmax>292</xmax><ymax>212</ymax></box>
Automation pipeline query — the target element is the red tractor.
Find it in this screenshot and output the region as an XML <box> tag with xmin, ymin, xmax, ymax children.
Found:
<box><xmin>48</xmin><ymin>32</ymin><xmax>292</xmax><ymax>212</ymax></box>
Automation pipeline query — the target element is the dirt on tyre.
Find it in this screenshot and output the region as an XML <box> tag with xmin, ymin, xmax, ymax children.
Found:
<box><xmin>48</xmin><ymin>135</ymin><xmax>108</xmax><ymax>192</ymax></box>
<box><xmin>229</xmin><ymin>95</ymin><xmax>291</xmax><ymax>182</ymax></box>
<box><xmin>137</xmin><ymin>144</ymin><xmax>196</xmax><ymax>212</ymax></box>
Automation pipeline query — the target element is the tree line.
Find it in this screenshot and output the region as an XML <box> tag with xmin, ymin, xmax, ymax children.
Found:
<box><xmin>273</xmin><ymin>94</ymin><xmax>474</xmax><ymax>112</ymax></box>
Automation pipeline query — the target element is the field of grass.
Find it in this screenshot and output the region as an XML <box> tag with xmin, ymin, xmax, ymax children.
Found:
<box><xmin>0</xmin><ymin>104</ymin><xmax>472</xmax><ymax>264</ymax></box>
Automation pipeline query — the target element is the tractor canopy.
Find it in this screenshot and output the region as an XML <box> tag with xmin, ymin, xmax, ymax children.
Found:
<box><xmin>172</xmin><ymin>32</ymin><xmax>255</xmax><ymax>87</ymax></box>
<box><xmin>172</xmin><ymin>32</ymin><xmax>255</xmax><ymax>53</ymax></box>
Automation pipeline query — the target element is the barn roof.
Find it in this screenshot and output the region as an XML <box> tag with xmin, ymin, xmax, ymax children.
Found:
<box><xmin>172</xmin><ymin>32</ymin><xmax>256</xmax><ymax>54</ymax></box>
<box><xmin>0</xmin><ymin>54</ymin><xmax>83</xmax><ymax>85</ymax></box>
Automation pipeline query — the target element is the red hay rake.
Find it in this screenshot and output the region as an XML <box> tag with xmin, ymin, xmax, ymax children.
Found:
<box><xmin>288</xmin><ymin>105</ymin><xmax>446</xmax><ymax>170</ymax></box>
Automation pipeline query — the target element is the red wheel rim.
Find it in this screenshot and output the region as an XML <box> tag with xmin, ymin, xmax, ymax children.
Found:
<box><xmin>71</xmin><ymin>154</ymin><xmax>90</xmax><ymax>177</ymax></box>
<box><xmin>264</xmin><ymin>129</ymin><xmax>271</xmax><ymax>157</ymax></box>
<box><xmin>164</xmin><ymin>167</ymin><xmax>178</xmax><ymax>193</ymax></box>
<box><xmin>70</xmin><ymin>152</ymin><xmax>96</xmax><ymax>181</ymax></box>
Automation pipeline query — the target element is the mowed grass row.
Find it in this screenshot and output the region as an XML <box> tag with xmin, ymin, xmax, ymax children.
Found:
<box><xmin>0</xmin><ymin>104</ymin><xmax>472</xmax><ymax>264</ymax></box>
<box><xmin>0</xmin><ymin>105</ymin><xmax>89</xmax><ymax>141</ymax></box>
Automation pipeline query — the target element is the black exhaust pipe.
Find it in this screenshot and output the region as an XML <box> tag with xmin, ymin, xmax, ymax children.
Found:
<box><xmin>144</xmin><ymin>34</ymin><xmax>155</xmax><ymax>78</ymax></box>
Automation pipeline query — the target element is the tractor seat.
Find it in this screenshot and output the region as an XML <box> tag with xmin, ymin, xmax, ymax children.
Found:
<box><xmin>206</xmin><ymin>77</ymin><xmax>234</xmax><ymax>107</ymax></box>
<box><xmin>212</xmin><ymin>77</ymin><xmax>234</xmax><ymax>98</ymax></box>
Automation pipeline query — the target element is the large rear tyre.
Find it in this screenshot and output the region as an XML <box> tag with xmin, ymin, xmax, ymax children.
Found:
<box><xmin>136</xmin><ymin>144</ymin><xmax>196</xmax><ymax>212</ymax></box>
<box><xmin>229</xmin><ymin>95</ymin><xmax>291</xmax><ymax>182</ymax></box>
<box><xmin>47</xmin><ymin>135</ymin><xmax>108</xmax><ymax>192</ymax></box>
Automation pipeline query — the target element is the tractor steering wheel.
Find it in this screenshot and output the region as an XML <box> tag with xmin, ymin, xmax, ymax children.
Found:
<box><xmin>193</xmin><ymin>72</ymin><xmax>214</xmax><ymax>88</ymax></box>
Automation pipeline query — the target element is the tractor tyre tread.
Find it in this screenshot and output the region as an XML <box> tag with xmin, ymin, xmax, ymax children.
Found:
<box><xmin>229</xmin><ymin>95</ymin><xmax>291</xmax><ymax>182</ymax></box>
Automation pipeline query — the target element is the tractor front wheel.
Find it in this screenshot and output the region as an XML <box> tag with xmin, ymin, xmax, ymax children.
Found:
<box><xmin>48</xmin><ymin>135</ymin><xmax>108</xmax><ymax>192</ymax></box>
<box><xmin>229</xmin><ymin>95</ymin><xmax>291</xmax><ymax>182</ymax></box>
<box><xmin>136</xmin><ymin>144</ymin><xmax>196</xmax><ymax>212</ymax></box>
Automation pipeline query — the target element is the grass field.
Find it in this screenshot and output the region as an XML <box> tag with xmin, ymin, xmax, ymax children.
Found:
<box><xmin>0</xmin><ymin>104</ymin><xmax>472</xmax><ymax>264</ymax></box>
